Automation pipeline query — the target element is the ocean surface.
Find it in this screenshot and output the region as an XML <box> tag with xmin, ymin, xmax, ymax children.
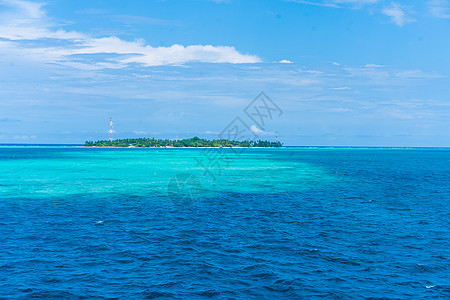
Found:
<box><xmin>0</xmin><ymin>146</ymin><xmax>449</xmax><ymax>299</ymax></box>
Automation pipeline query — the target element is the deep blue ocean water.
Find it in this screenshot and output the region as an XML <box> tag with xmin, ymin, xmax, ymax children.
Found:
<box><xmin>0</xmin><ymin>146</ymin><xmax>449</xmax><ymax>299</ymax></box>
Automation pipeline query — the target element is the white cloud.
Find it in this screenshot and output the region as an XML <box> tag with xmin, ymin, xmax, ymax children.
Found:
<box><xmin>332</xmin><ymin>86</ymin><xmax>352</xmax><ymax>90</ymax></box>
<box><xmin>329</xmin><ymin>107</ymin><xmax>351</xmax><ymax>112</ymax></box>
<box><xmin>249</xmin><ymin>125</ymin><xmax>275</xmax><ymax>136</ymax></box>
<box><xmin>2</xmin><ymin>0</ymin><xmax>44</xmax><ymax>18</ymax></box>
<box><xmin>394</xmin><ymin>70</ymin><xmax>443</xmax><ymax>79</ymax></box>
<box><xmin>13</xmin><ymin>134</ymin><xmax>37</xmax><ymax>140</ymax></box>
<box><xmin>293</xmin><ymin>0</ymin><xmax>419</xmax><ymax>27</ymax></box>
<box><xmin>250</xmin><ymin>125</ymin><xmax>265</xmax><ymax>135</ymax></box>
<box><xmin>0</xmin><ymin>0</ymin><xmax>260</xmax><ymax>68</ymax></box>
<box><xmin>291</xmin><ymin>0</ymin><xmax>379</xmax><ymax>9</ymax></box>
<box><xmin>365</xmin><ymin>64</ymin><xmax>384</xmax><ymax>68</ymax></box>
<box><xmin>429</xmin><ymin>0</ymin><xmax>450</xmax><ymax>18</ymax></box>
<box><xmin>278</xmin><ymin>59</ymin><xmax>293</xmax><ymax>63</ymax></box>
<box><xmin>289</xmin><ymin>1</ymin><xmax>340</xmax><ymax>8</ymax></box>
<box><xmin>333</xmin><ymin>0</ymin><xmax>379</xmax><ymax>5</ymax></box>
<box><xmin>382</xmin><ymin>3</ymin><xmax>415</xmax><ymax>26</ymax></box>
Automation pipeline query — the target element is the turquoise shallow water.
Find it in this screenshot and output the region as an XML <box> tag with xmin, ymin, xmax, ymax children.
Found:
<box><xmin>0</xmin><ymin>146</ymin><xmax>449</xmax><ymax>298</ymax></box>
<box><xmin>0</xmin><ymin>146</ymin><xmax>332</xmax><ymax>199</ymax></box>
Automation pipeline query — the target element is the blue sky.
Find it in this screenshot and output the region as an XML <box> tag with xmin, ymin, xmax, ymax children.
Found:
<box><xmin>0</xmin><ymin>0</ymin><xmax>449</xmax><ymax>146</ymax></box>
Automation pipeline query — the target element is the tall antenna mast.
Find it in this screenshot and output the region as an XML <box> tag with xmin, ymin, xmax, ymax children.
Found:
<box><xmin>276</xmin><ymin>131</ymin><xmax>278</xmax><ymax>143</ymax></box>
<box><xmin>109</xmin><ymin>117</ymin><xmax>114</xmax><ymax>141</ymax></box>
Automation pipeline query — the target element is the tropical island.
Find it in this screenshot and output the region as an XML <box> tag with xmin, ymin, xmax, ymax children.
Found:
<box><xmin>84</xmin><ymin>137</ymin><xmax>282</xmax><ymax>148</ymax></box>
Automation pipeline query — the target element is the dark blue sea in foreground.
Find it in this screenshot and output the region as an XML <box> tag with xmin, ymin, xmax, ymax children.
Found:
<box><xmin>0</xmin><ymin>146</ymin><xmax>449</xmax><ymax>299</ymax></box>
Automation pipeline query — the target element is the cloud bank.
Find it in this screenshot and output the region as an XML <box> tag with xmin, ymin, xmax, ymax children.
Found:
<box><xmin>0</xmin><ymin>0</ymin><xmax>260</xmax><ymax>69</ymax></box>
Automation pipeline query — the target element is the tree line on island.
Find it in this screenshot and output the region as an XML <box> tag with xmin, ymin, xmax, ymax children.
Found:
<box><xmin>84</xmin><ymin>137</ymin><xmax>282</xmax><ymax>148</ymax></box>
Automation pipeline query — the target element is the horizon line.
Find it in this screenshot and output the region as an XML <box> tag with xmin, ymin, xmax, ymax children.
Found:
<box><xmin>0</xmin><ymin>143</ymin><xmax>449</xmax><ymax>148</ymax></box>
